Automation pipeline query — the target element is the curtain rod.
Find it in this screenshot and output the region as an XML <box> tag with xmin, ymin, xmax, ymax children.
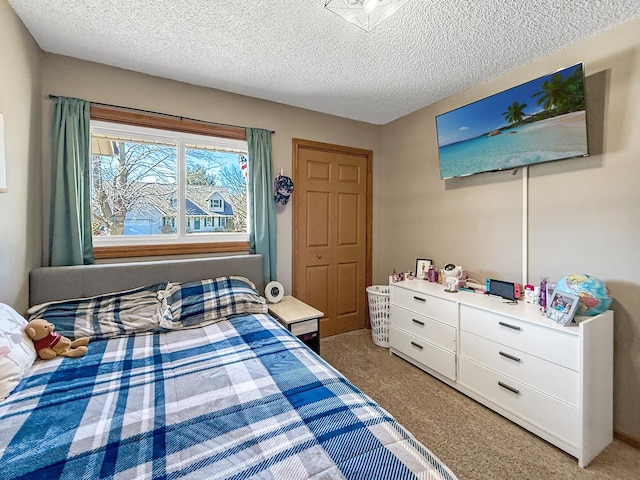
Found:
<box><xmin>47</xmin><ymin>94</ymin><xmax>275</xmax><ymax>134</ymax></box>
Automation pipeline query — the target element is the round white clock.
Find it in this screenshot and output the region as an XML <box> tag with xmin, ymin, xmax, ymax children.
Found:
<box><xmin>265</xmin><ymin>281</ymin><xmax>284</xmax><ymax>303</ymax></box>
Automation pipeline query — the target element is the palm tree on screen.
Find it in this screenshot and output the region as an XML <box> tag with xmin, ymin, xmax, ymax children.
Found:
<box><xmin>502</xmin><ymin>101</ymin><xmax>528</xmax><ymax>125</ymax></box>
<box><xmin>533</xmin><ymin>73</ymin><xmax>572</xmax><ymax>111</ymax></box>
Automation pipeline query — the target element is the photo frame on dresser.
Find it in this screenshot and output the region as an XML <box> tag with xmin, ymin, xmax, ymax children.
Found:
<box><xmin>415</xmin><ymin>258</ymin><xmax>432</xmax><ymax>279</ymax></box>
<box><xmin>546</xmin><ymin>289</ymin><xmax>580</xmax><ymax>326</ymax></box>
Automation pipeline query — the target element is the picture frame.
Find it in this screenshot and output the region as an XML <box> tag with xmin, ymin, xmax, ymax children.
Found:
<box><xmin>545</xmin><ymin>289</ymin><xmax>580</xmax><ymax>326</ymax></box>
<box><xmin>415</xmin><ymin>258</ymin><xmax>433</xmax><ymax>279</ymax></box>
<box><xmin>0</xmin><ymin>112</ymin><xmax>6</xmax><ymax>193</ymax></box>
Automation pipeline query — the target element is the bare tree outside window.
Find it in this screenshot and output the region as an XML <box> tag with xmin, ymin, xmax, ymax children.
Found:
<box><xmin>90</xmin><ymin>128</ymin><xmax>248</xmax><ymax>239</ymax></box>
<box><xmin>217</xmin><ymin>154</ymin><xmax>248</xmax><ymax>232</ymax></box>
<box><xmin>92</xmin><ymin>140</ymin><xmax>176</xmax><ymax>236</ymax></box>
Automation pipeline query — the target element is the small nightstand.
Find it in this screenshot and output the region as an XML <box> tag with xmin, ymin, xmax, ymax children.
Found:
<box><xmin>268</xmin><ymin>296</ymin><xmax>323</xmax><ymax>354</ymax></box>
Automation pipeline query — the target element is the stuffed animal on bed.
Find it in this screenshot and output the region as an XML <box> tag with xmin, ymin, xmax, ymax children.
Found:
<box><xmin>25</xmin><ymin>319</ymin><xmax>89</xmax><ymax>360</ymax></box>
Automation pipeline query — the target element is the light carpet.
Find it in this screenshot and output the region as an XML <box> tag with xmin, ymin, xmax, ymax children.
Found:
<box><xmin>320</xmin><ymin>329</ymin><xmax>640</xmax><ymax>480</ymax></box>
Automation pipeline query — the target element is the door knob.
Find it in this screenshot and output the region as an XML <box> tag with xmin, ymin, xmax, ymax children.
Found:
<box><xmin>317</xmin><ymin>254</ymin><xmax>322</xmax><ymax>259</ymax></box>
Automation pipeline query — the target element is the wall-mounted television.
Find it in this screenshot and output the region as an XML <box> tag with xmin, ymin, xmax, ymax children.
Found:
<box><xmin>436</xmin><ymin>63</ymin><xmax>588</xmax><ymax>179</ymax></box>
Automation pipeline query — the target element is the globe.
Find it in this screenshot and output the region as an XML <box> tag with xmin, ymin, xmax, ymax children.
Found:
<box><xmin>554</xmin><ymin>274</ymin><xmax>611</xmax><ymax>316</ymax></box>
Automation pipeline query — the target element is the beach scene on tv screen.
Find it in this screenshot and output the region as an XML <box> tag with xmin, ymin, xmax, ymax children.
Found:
<box><xmin>437</xmin><ymin>64</ymin><xmax>588</xmax><ymax>179</ymax></box>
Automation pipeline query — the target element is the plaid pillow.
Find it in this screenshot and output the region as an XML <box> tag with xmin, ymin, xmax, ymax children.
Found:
<box><xmin>27</xmin><ymin>282</ymin><xmax>169</xmax><ymax>340</ymax></box>
<box><xmin>161</xmin><ymin>276</ymin><xmax>267</xmax><ymax>329</ymax></box>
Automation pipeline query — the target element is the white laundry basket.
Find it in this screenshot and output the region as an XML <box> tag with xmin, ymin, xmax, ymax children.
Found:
<box><xmin>366</xmin><ymin>285</ymin><xmax>390</xmax><ymax>347</ymax></box>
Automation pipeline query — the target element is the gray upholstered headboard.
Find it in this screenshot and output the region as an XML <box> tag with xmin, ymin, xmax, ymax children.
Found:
<box><xmin>29</xmin><ymin>255</ymin><xmax>264</xmax><ymax>306</ymax></box>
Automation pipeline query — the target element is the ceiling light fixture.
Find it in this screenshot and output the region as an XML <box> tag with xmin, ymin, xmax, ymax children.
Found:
<box><xmin>325</xmin><ymin>0</ymin><xmax>411</xmax><ymax>32</ymax></box>
<box><xmin>362</xmin><ymin>0</ymin><xmax>378</xmax><ymax>14</ymax></box>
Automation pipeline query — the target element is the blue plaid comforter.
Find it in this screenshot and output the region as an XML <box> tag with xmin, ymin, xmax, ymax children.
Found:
<box><xmin>0</xmin><ymin>314</ymin><xmax>457</xmax><ymax>480</ymax></box>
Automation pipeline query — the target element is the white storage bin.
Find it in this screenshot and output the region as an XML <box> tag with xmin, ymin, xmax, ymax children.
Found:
<box><xmin>366</xmin><ymin>285</ymin><xmax>390</xmax><ymax>347</ymax></box>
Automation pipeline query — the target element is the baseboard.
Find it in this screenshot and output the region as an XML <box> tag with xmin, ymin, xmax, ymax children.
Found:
<box><xmin>614</xmin><ymin>429</ymin><xmax>640</xmax><ymax>450</ymax></box>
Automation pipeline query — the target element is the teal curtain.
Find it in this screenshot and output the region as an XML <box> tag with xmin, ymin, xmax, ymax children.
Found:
<box><xmin>246</xmin><ymin>128</ymin><xmax>276</xmax><ymax>284</ymax></box>
<box><xmin>49</xmin><ymin>97</ymin><xmax>93</xmax><ymax>266</ymax></box>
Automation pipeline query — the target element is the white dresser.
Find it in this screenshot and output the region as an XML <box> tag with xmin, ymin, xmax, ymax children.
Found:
<box><xmin>389</xmin><ymin>286</ymin><xmax>458</xmax><ymax>381</ymax></box>
<box><xmin>389</xmin><ymin>279</ymin><xmax>613</xmax><ymax>467</ymax></box>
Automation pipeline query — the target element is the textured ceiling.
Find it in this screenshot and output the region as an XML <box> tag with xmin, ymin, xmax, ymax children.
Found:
<box><xmin>8</xmin><ymin>0</ymin><xmax>640</xmax><ymax>125</ymax></box>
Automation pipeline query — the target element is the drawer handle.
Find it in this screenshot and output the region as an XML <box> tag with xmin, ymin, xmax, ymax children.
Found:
<box><xmin>410</xmin><ymin>341</ymin><xmax>424</xmax><ymax>350</ymax></box>
<box><xmin>498</xmin><ymin>321</ymin><xmax>521</xmax><ymax>331</ymax></box>
<box><xmin>412</xmin><ymin>318</ymin><xmax>425</xmax><ymax>326</ymax></box>
<box><xmin>413</xmin><ymin>296</ymin><xmax>426</xmax><ymax>302</ymax></box>
<box><xmin>499</xmin><ymin>351</ymin><xmax>521</xmax><ymax>362</ymax></box>
<box><xmin>498</xmin><ymin>381</ymin><xmax>520</xmax><ymax>395</ymax></box>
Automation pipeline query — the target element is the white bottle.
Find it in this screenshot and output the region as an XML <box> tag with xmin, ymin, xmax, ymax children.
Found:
<box><xmin>524</xmin><ymin>284</ymin><xmax>535</xmax><ymax>303</ymax></box>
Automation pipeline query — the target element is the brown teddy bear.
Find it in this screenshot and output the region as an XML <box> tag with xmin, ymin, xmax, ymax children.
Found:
<box><xmin>25</xmin><ymin>319</ymin><xmax>89</xmax><ymax>360</ymax></box>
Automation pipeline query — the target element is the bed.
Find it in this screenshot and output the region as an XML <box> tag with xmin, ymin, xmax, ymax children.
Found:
<box><xmin>0</xmin><ymin>255</ymin><xmax>457</xmax><ymax>480</ymax></box>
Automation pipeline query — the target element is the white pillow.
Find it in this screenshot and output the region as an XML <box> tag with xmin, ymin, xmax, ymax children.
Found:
<box><xmin>0</xmin><ymin>303</ymin><xmax>37</xmax><ymax>401</ymax></box>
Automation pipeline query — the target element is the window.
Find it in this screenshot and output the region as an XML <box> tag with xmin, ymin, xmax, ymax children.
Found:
<box><xmin>89</xmin><ymin>112</ymin><xmax>250</xmax><ymax>258</ymax></box>
<box><xmin>209</xmin><ymin>198</ymin><xmax>223</xmax><ymax>210</ymax></box>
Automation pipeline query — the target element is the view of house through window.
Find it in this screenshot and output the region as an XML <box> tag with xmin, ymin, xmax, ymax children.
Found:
<box><xmin>90</xmin><ymin>121</ymin><xmax>249</xmax><ymax>245</ymax></box>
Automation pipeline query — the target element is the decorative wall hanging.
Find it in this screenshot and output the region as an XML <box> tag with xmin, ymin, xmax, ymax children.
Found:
<box><xmin>0</xmin><ymin>112</ymin><xmax>6</xmax><ymax>192</ymax></box>
<box><xmin>274</xmin><ymin>172</ymin><xmax>294</xmax><ymax>206</ymax></box>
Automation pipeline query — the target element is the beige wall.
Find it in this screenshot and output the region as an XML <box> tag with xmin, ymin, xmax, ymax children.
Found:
<box><xmin>40</xmin><ymin>54</ymin><xmax>383</xmax><ymax>296</ymax></box>
<box><xmin>4</xmin><ymin>0</ymin><xmax>639</xmax><ymax>442</ymax></box>
<box><xmin>377</xmin><ymin>17</ymin><xmax>640</xmax><ymax>440</ymax></box>
<box><xmin>0</xmin><ymin>0</ymin><xmax>42</xmax><ymax>313</ymax></box>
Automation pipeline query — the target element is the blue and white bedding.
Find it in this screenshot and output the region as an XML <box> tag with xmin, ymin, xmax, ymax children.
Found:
<box><xmin>25</xmin><ymin>282</ymin><xmax>171</xmax><ymax>340</ymax></box>
<box><xmin>1</xmin><ymin>281</ymin><xmax>457</xmax><ymax>480</ymax></box>
<box><xmin>25</xmin><ymin>276</ymin><xmax>269</xmax><ymax>340</ymax></box>
<box><xmin>160</xmin><ymin>277</ymin><xmax>269</xmax><ymax>329</ymax></box>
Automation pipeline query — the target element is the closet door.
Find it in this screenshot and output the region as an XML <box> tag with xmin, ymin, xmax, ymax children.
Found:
<box><xmin>293</xmin><ymin>139</ymin><xmax>372</xmax><ymax>337</ymax></box>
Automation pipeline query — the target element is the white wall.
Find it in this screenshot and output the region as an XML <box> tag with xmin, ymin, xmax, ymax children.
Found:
<box><xmin>376</xmin><ymin>16</ymin><xmax>640</xmax><ymax>442</ymax></box>
<box><xmin>0</xmin><ymin>0</ymin><xmax>42</xmax><ymax>313</ymax></box>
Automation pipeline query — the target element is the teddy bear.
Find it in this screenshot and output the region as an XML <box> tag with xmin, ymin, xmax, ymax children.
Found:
<box><xmin>25</xmin><ymin>319</ymin><xmax>89</xmax><ymax>360</ymax></box>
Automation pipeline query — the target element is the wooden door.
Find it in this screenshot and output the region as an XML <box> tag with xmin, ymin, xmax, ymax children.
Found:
<box><xmin>292</xmin><ymin>139</ymin><xmax>372</xmax><ymax>337</ymax></box>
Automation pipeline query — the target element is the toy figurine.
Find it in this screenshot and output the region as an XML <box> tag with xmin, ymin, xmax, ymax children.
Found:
<box><xmin>441</xmin><ymin>263</ymin><xmax>464</xmax><ymax>293</ymax></box>
<box><xmin>26</xmin><ymin>319</ymin><xmax>89</xmax><ymax>360</ymax></box>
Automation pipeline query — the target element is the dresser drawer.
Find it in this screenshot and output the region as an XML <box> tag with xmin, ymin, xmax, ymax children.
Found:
<box><xmin>390</xmin><ymin>305</ymin><xmax>456</xmax><ymax>352</ymax></box>
<box><xmin>391</xmin><ymin>287</ymin><xmax>457</xmax><ymax>326</ymax></box>
<box><xmin>290</xmin><ymin>318</ymin><xmax>318</xmax><ymax>336</ymax></box>
<box><xmin>389</xmin><ymin>326</ymin><xmax>456</xmax><ymax>380</ymax></box>
<box><xmin>459</xmin><ymin>330</ymin><xmax>578</xmax><ymax>406</ymax></box>
<box><xmin>460</xmin><ymin>305</ymin><xmax>578</xmax><ymax>370</ymax></box>
<box><xmin>459</xmin><ymin>357</ymin><xmax>578</xmax><ymax>446</ymax></box>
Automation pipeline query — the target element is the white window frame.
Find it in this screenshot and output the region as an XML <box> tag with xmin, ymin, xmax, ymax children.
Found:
<box><xmin>210</xmin><ymin>198</ymin><xmax>223</xmax><ymax>210</ymax></box>
<box><xmin>90</xmin><ymin>120</ymin><xmax>249</xmax><ymax>248</ymax></box>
